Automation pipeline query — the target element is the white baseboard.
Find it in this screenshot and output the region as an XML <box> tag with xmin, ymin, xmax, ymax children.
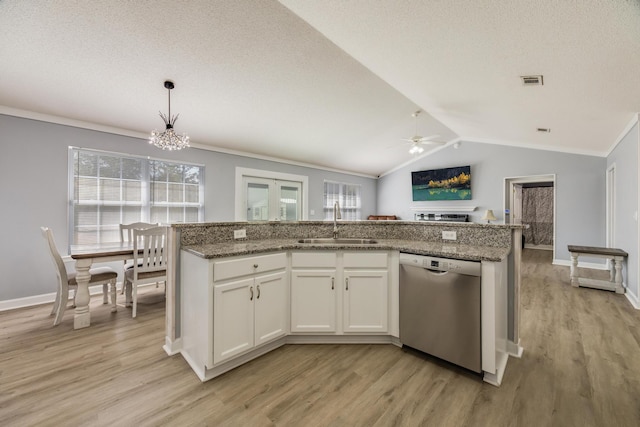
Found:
<box><xmin>553</xmin><ymin>259</ymin><xmax>608</xmax><ymax>270</ymax></box>
<box><xmin>163</xmin><ymin>337</ymin><xmax>183</xmax><ymax>356</ymax></box>
<box><xmin>507</xmin><ymin>340</ymin><xmax>524</xmax><ymax>358</ymax></box>
<box><xmin>0</xmin><ymin>283</ymin><xmax>123</xmax><ymax>312</ymax></box>
<box><xmin>524</xmin><ymin>244</ymin><xmax>553</xmax><ymax>251</ymax></box>
<box><xmin>626</xmin><ymin>290</ymin><xmax>640</xmax><ymax>309</ymax></box>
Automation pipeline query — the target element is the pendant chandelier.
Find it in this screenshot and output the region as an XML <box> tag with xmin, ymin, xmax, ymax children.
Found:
<box><xmin>149</xmin><ymin>80</ymin><xmax>190</xmax><ymax>150</ymax></box>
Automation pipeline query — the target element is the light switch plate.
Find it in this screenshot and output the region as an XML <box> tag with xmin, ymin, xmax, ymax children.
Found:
<box><xmin>442</xmin><ymin>230</ymin><xmax>457</xmax><ymax>240</ymax></box>
<box><xmin>234</xmin><ymin>229</ymin><xmax>246</xmax><ymax>239</ymax></box>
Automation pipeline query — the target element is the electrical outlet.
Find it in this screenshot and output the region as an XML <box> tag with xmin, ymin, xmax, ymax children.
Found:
<box><xmin>234</xmin><ymin>229</ymin><xmax>246</xmax><ymax>239</ymax></box>
<box><xmin>442</xmin><ymin>230</ymin><xmax>457</xmax><ymax>240</ymax></box>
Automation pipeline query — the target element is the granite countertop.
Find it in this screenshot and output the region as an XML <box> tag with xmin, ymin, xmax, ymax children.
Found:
<box><xmin>182</xmin><ymin>238</ymin><xmax>510</xmax><ymax>262</ymax></box>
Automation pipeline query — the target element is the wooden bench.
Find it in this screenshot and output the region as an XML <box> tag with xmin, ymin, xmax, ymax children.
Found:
<box><xmin>567</xmin><ymin>245</ymin><xmax>628</xmax><ymax>294</ymax></box>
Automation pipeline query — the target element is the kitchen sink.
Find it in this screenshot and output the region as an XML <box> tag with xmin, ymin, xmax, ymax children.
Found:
<box><xmin>297</xmin><ymin>238</ymin><xmax>378</xmax><ymax>245</ymax></box>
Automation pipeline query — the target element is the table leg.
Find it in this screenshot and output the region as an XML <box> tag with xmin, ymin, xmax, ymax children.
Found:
<box><xmin>74</xmin><ymin>258</ymin><xmax>92</xmax><ymax>329</ymax></box>
<box><xmin>609</xmin><ymin>258</ymin><xmax>615</xmax><ymax>282</ymax></box>
<box><xmin>570</xmin><ymin>253</ymin><xmax>579</xmax><ymax>287</ymax></box>
<box><xmin>614</xmin><ymin>257</ymin><xmax>624</xmax><ymax>294</ymax></box>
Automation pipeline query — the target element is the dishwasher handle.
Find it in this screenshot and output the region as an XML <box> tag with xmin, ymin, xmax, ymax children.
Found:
<box><xmin>425</xmin><ymin>268</ymin><xmax>449</xmax><ymax>275</ymax></box>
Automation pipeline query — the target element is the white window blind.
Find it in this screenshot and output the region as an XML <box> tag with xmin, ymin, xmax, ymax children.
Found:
<box><xmin>323</xmin><ymin>180</ymin><xmax>361</xmax><ymax>221</ymax></box>
<box><xmin>69</xmin><ymin>148</ymin><xmax>204</xmax><ymax>245</ymax></box>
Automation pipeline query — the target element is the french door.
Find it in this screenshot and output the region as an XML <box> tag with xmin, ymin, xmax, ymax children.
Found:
<box><xmin>243</xmin><ymin>177</ymin><xmax>302</xmax><ymax>221</ymax></box>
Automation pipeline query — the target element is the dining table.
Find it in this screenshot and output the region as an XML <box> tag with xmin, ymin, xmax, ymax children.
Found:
<box><xmin>70</xmin><ymin>241</ymin><xmax>135</xmax><ymax>329</ymax></box>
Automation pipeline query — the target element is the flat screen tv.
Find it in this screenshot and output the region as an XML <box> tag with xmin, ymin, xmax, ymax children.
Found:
<box><xmin>412</xmin><ymin>165</ymin><xmax>471</xmax><ymax>201</ymax></box>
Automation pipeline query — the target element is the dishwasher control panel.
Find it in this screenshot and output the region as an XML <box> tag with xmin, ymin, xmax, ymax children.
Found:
<box><xmin>399</xmin><ymin>253</ymin><xmax>481</xmax><ymax>276</ymax></box>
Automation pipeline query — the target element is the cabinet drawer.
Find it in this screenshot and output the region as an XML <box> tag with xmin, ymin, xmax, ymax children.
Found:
<box><xmin>213</xmin><ymin>252</ymin><xmax>286</xmax><ymax>282</ymax></box>
<box><xmin>343</xmin><ymin>252</ymin><xmax>388</xmax><ymax>268</ymax></box>
<box><xmin>291</xmin><ymin>251</ymin><xmax>336</xmax><ymax>268</ymax></box>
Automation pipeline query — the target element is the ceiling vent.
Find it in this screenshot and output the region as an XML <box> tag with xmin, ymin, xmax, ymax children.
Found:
<box><xmin>537</xmin><ymin>128</ymin><xmax>551</xmax><ymax>133</ymax></box>
<box><xmin>521</xmin><ymin>75</ymin><xmax>544</xmax><ymax>86</ymax></box>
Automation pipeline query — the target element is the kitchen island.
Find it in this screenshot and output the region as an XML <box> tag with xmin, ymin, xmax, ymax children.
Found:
<box><xmin>164</xmin><ymin>221</ymin><xmax>523</xmax><ymax>386</ymax></box>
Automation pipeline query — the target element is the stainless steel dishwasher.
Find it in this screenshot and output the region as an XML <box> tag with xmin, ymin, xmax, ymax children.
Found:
<box><xmin>399</xmin><ymin>253</ymin><xmax>482</xmax><ymax>373</ymax></box>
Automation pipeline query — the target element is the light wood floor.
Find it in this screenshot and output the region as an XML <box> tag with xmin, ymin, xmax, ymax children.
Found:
<box><xmin>1</xmin><ymin>250</ymin><xmax>639</xmax><ymax>426</ymax></box>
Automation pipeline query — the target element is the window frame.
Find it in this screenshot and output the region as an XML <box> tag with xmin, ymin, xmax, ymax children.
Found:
<box><xmin>323</xmin><ymin>180</ymin><xmax>362</xmax><ymax>221</ymax></box>
<box><xmin>67</xmin><ymin>147</ymin><xmax>204</xmax><ymax>247</ymax></box>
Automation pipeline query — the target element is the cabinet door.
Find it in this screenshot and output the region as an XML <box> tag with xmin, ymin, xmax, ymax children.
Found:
<box><xmin>213</xmin><ymin>278</ymin><xmax>255</xmax><ymax>364</ymax></box>
<box><xmin>254</xmin><ymin>271</ymin><xmax>288</xmax><ymax>346</ymax></box>
<box><xmin>343</xmin><ymin>270</ymin><xmax>388</xmax><ymax>333</ymax></box>
<box><xmin>290</xmin><ymin>270</ymin><xmax>337</xmax><ymax>332</ymax></box>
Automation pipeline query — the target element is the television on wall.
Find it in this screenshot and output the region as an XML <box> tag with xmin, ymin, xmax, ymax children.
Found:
<box><xmin>412</xmin><ymin>165</ymin><xmax>471</xmax><ymax>201</ymax></box>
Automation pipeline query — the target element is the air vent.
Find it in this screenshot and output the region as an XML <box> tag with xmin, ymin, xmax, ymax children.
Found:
<box><xmin>521</xmin><ymin>75</ymin><xmax>544</xmax><ymax>86</ymax></box>
<box><xmin>537</xmin><ymin>128</ymin><xmax>551</xmax><ymax>133</ymax></box>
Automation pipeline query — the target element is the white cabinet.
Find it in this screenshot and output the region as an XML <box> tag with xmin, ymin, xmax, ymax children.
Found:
<box><xmin>213</xmin><ymin>277</ymin><xmax>254</xmax><ymax>362</ymax></box>
<box><xmin>213</xmin><ymin>270</ymin><xmax>288</xmax><ymax>364</ymax></box>
<box><xmin>290</xmin><ymin>251</ymin><xmax>389</xmax><ymax>334</ymax></box>
<box><xmin>290</xmin><ymin>252</ymin><xmax>337</xmax><ymax>332</ymax></box>
<box><xmin>343</xmin><ymin>252</ymin><xmax>389</xmax><ymax>333</ymax></box>
<box><xmin>343</xmin><ymin>270</ymin><xmax>388</xmax><ymax>333</ymax></box>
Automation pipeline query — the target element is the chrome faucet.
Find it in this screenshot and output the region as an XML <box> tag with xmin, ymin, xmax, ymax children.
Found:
<box><xmin>333</xmin><ymin>201</ymin><xmax>341</xmax><ymax>239</ymax></box>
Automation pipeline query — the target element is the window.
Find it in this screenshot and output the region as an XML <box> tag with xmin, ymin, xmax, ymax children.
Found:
<box><xmin>324</xmin><ymin>180</ymin><xmax>361</xmax><ymax>220</ymax></box>
<box><xmin>68</xmin><ymin>147</ymin><xmax>204</xmax><ymax>245</ymax></box>
<box><xmin>235</xmin><ymin>167</ymin><xmax>308</xmax><ymax>221</ymax></box>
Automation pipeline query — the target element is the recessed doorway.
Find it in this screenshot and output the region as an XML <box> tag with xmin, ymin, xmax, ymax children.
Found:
<box><xmin>504</xmin><ymin>174</ymin><xmax>556</xmax><ymax>258</ymax></box>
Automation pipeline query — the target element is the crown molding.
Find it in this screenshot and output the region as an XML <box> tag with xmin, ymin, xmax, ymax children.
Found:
<box><xmin>0</xmin><ymin>105</ymin><xmax>377</xmax><ymax>179</ymax></box>
<box><xmin>605</xmin><ymin>113</ymin><xmax>639</xmax><ymax>157</ymax></box>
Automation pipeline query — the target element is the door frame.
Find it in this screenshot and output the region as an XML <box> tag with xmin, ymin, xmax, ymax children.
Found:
<box><xmin>235</xmin><ymin>167</ymin><xmax>308</xmax><ymax>221</ymax></box>
<box><xmin>504</xmin><ymin>174</ymin><xmax>556</xmax><ymax>258</ymax></box>
<box><xmin>606</xmin><ymin>163</ymin><xmax>616</xmax><ymax>249</ymax></box>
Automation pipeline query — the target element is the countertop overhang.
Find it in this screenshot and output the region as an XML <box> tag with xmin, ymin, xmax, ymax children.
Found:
<box><xmin>181</xmin><ymin>238</ymin><xmax>510</xmax><ymax>262</ymax></box>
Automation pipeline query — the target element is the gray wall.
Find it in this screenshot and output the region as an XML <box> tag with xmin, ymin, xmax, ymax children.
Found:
<box><xmin>606</xmin><ymin>120</ymin><xmax>639</xmax><ymax>300</ymax></box>
<box><xmin>0</xmin><ymin>114</ymin><xmax>377</xmax><ymax>301</ymax></box>
<box><xmin>378</xmin><ymin>141</ymin><xmax>607</xmax><ymax>262</ymax></box>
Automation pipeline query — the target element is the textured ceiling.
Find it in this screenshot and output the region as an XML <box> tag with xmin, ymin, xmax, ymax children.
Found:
<box><xmin>1</xmin><ymin>1</ymin><xmax>639</xmax><ymax>177</ymax></box>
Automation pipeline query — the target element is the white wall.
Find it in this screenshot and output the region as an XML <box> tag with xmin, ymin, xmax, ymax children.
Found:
<box><xmin>0</xmin><ymin>114</ymin><xmax>377</xmax><ymax>301</ymax></box>
<box><xmin>378</xmin><ymin>140</ymin><xmax>607</xmax><ymax>263</ymax></box>
<box><xmin>606</xmin><ymin>118</ymin><xmax>639</xmax><ymax>303</ymax></box>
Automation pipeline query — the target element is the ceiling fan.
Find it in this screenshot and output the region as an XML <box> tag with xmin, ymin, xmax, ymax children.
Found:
<box><xmin>402</xmin><ymin>110</ymin><xmax>444</xmax><ymax>154</ymax></box>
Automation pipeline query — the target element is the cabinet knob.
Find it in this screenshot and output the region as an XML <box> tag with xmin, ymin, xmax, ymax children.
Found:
<box><xmin>253</xmin><ymin>264</ymin><xmax>258</xmax><ymax>269</ymax></box>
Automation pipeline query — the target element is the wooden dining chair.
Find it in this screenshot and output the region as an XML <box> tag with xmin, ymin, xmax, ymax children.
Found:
<box><xmin>119</xmin><ymin>222</ymin><xmax>159</xmax><ymax>294</ymax></box>
<box><xmin>123</xmin><ymin>226</ymin><xmax>168</xmax><ymax>318</ymax></box>
<box><xmin>41</xmin><ymin>227</ymin><xmax>118</xmax><ymax>326</ymax></box>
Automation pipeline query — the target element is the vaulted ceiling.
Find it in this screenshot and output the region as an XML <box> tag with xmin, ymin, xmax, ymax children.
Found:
<box><xmin>1</xmin><ymin>1</ymin><xmax>639</xmax><ymax>177</ymax></box>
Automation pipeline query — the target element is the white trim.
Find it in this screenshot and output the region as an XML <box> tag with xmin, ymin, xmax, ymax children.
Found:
<box><xmin>234</xmin><ymin>167</ymin><xmax>309</xmax><ymax>221</ymax></box>
<box><xmin>379</xmin><ymin>134</ymin><xmax>607</xmax><ymax>178</ymax></box>
<box><xmin>0</xmin><ymin>105</ymin><xmax>150</xmax><ymax>140</ymax></box>
<box><xmin>524</xmin><ymin>244</ymin><xmax>553</xmax><ymax>251</ymax></box>
<box><xmin>379</xmin><ymin>138</ymin><xmax>461</xmax><ymax>177</ymax></box>
<box><xmin>0</xmin><ymin>284</ymin><xmax>116</xmax><ymax>312</ymax></box>
<box><xmin>504</xmin><ymin>175</ymin><xmax>556</xmax><ymax>260</ymax></box>
<box><xmin>483</xmin><ymin>352</ymin><xmax>509</xmax><ymax>387</ymax></box>
<box><xmin>163</xmin><ymin>337</ymin><xmax>183</xmax><ymax>356</ymax></box>
<box><xmin>507</xmin><ymin>340</ymin><xmax>524</xmax><ymax>358</ymax></box>
<box><xmin>457</xmin><ymin>136</ymin><xmax>606</xmax><ymax>157</ymax></box>
<box><xmin>0</xmin><ymin>106</ymin><xmax>377</xmax><ymax>179</ymax></box>
<box><xmin>410</xmin><ymin>205</ymin><xmax>477</xmax><ymax>212</ymax></box>
<box><xmin>637</xmin><ymin>113</ymin><xmax>640</xmax><ymax>311</ymax></box>
<box><xmin>553</xmin><ymin>258</ymin><xmax>608</xmax><ymax>270</ymax></box>
<box><xmin>606</xmin><ymin>163</ymin><xmax>616</xmax><ymax>250</ymax></box>
<box><xmin>605</xmin><ymin>114</ymin><xmax>640</xmax><ymax>157</ymax></box>
<box><xmin>625</xmin><ymin>290</ymin><xmax>640</xmax><ymax>310</ymax></box>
